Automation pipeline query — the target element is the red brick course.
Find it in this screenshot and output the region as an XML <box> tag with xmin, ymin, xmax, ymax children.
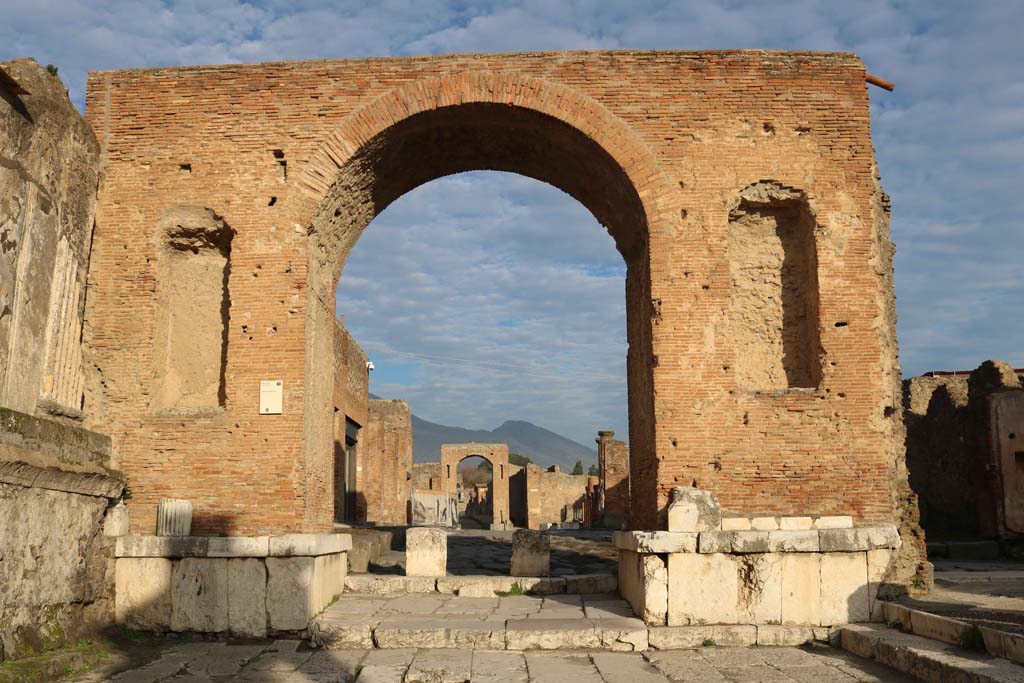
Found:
<box><xmin>82</xmin><ymin>51</ymin><xmax>912</xmax><ymax>552</ymax></box>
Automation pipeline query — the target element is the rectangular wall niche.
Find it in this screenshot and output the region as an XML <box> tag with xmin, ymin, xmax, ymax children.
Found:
<box><xmin>728</xmin><ymin>182</ymin><xmax>821</xmax><ymax>391</ymax></box>
<box><xmin>152</xmin><ymin>207</ymin><xmax>233</xmax><ymax>411</ymax></box>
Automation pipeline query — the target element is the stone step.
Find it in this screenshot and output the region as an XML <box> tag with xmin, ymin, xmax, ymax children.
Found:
<box><xmin>345</xmin><ymin>573</ymin><xmax>617</xmax><ymax>596</ymax></box>
<box><xmin>838</xmin><ymin>624</ymin><xmax>1024</xmax><ymax>683</ymax></box>
<box><xmin>311</xmin><ymin>592</ymin><xmax>839</xmax><ymax>652</ymax></box>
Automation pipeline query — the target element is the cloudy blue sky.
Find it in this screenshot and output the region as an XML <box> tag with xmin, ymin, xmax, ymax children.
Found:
<box><xmin>4</xmin><ymin>1</ymin><xmax>1021</xmax><ymax>446</ymax></box>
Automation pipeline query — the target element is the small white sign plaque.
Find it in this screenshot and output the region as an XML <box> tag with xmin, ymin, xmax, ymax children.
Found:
<box><xmin>259</xmin><ymin>380</ymin><xmax>283</xmax><ymax>415</ymax></box>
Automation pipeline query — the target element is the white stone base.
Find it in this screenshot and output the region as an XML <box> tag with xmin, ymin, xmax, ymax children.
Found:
<box><xmin>615</xmin><ymin>524</ymin><xmax>900</xmax><ymax>627</ymax></box>
<box><xmin>114</xmin><ymin>533</ymin><xmax>349</xmax><ymax>636</ymax></box>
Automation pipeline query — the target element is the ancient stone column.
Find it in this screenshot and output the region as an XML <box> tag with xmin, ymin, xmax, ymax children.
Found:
<box><xmin>511</xmin><ymin>529</ymin><xmax>550</xmax><ymax>577</ymax></box>
<box><xmin>156</xmin><ymin>499</ymin><xmax>192</xmax><ymax>536</ymax></box>
<box><xmin>405</xmin><ymin>527</ymin><xmax>447</xmax><ymax>576</ymax></box>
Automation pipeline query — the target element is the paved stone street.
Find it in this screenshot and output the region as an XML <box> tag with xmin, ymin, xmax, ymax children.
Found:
<box><xmin>367</xmin><ymin>529</ymin><xmax>617</xmax><ymax>576</ymax></box>
<box><xmin>315</xmin><ymin>592</ymin><xmax>650</xmax><ymax>650</ymax></box>
<box><xmin>67</xmin><ymin>640</ymin><xmax>914</xmax><ymax>682</ymax></box>
<box><xmin>897</xmin><ymin>561</ymin><xmax>1024</xmax><ymax>636</ymax></box>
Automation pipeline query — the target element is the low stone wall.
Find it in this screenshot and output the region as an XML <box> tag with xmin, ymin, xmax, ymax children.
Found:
<box><xmin>114</xmin><ymin>534</ymin><xmax>351</xmax><ymax>637</ymax></box>
<box><xmin>614</xmin><ymin>524</ymin><xmax>899</xmax><ymax>627</ymax></box>
<box><xmin>0</xmin><ymin>408</ymin><xmax>123</xmax><ymax>662</ymax></box>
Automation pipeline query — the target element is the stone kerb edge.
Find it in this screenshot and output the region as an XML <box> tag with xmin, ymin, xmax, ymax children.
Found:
<box><xmin>117</xmin><ymin>534</ymin><xmax>351</xmax><ymax>558</ymax></box>
<box><xmin>614</xmin><ymin>525</ymin><xmax>899</xmax><ymax>555</ymax></box>
<box><xmin>880</xmin><ymin>601</ymin><xmax>1024</xmax><ymax>666</ymax></box>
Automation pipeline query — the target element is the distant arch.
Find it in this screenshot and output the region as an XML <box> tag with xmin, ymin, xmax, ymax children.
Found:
<box><xmin>440</xmin><ymin>443</ymin><xmax>510</xmax><ymax>529</ymax></box>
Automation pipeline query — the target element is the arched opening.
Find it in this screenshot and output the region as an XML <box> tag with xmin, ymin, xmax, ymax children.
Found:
<box><xmin>456</xmin><ymin>455</ymin><xmax>494</xmax><ymax>529</ymax></box>
<box><xmin>301</xmin><ymin>90</ymin><xmax>662</xmax><ymax>528</ymax></box>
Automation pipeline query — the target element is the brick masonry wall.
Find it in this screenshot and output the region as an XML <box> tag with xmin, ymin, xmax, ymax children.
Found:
<box><xmin>331</xmin><ymin>320</ymin><xmax>368</xmax><ymax>523</ymax></box>
<box><xmin>83</xmin><ymin>51</ymin><xmax>917</xmax><ymax>578</ymax></box>
<box><xmin>597</xmin><ymin>430</ymin><xmax>630</xmax><ymax>528</ymax></box>
<box><xmin>359</xmin><ymin>399</ymin><xmax>412</xmax><ymax>525</ymax></box>
<box><xmin>411</xmin><ymin>462</ymin><xmax>441</xmax><ymax>493</ymax></box>
<box><xmin>903</xmin><ymin>374</ymin><xmax>973</xmax><ymax>538</ymax></box>
<box><xmin>902</xmin><ymin>362</ymin><xmax>1024</xmax><ymax>542</ymax></box>
<box><xmin>534</xmin><ymin>467</ymin><xmax>592</xmax><ymax>526</ymax></box>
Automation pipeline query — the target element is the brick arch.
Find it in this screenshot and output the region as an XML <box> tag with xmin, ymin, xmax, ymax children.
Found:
<box><xmin>295</xmin><ymin>71</ymin><xmax>672</xmax><ymax>529</ymax></box>
<box><xmin>290</xmin><ymin>71</ymin><xmax>676</xmax><ymax>250</ymax></box>
<box><xmin>440</xmin><ymin>444</ymin><xmax>510</xmax><ymax>529</ymax></box>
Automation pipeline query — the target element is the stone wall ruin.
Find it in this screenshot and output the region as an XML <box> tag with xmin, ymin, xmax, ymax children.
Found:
<box><xmin>904</xmin><ymin>361</ymin><xmax>1024</xmax><ymax>541</ymax></box>
<box><xmin>0</xmin><ymin>60</ymin><xmax>123</xmax><ymax>663</ymax></box>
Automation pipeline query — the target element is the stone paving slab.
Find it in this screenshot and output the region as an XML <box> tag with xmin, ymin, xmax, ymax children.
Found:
<box><xmin>67</xmin><ymin>639</ymin><xmax>921</xmax><ymax>682</ymax></box>
<box><xmin>314</xmin><ymin>593</ymin><xmax>838</xmax><ymax>652</ymax></box>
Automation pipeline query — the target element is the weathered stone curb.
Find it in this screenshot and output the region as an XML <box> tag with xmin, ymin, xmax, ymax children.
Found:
<box><xmin>613</xmin><ymin>525</ymin><xmax>899</xmax><ymax>554</ymax></box>
<box><xmin>344</xmin><ymin>573</ymin><xmax>617</xmax><ymax>596</ymax></box>
<box><xmin>879</xmin><ymin>601</ymin><xmax>1024</xmax><ymax>665</ymax></box>
<box><xmin>648</xmin><ymin>624</ymin><xmax>833</xmax><ymax>649</ymax></box>
<box><xmin>839</xmin><ymin>623</ymin><xmax>1024</xmax><ymax>683</ymax></box>
<box><xmin>116</xmin><ymin>533</ymin><xmax>351</xmax><ymax>558</ymax></box>
<box><xmin>314</xmin><ymin>614</ymin><xmax>834</xmax><ymax>652</ymax></box>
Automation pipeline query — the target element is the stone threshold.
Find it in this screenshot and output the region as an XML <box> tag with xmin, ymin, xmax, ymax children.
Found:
<box><xmin>879</xmin><ymin>600</ymin><xmax>1024</xmax><ymax>665</ymax></box>
<box><xmin>839</xmin><ymin>623</ymin><xmax>1024</xmax><ymax>683</ymax></box>
<box><xmin>313</xmin><ymin>613</ymin><xmax>836</xmax><ymax>651</ymax></box>
<box><xmin>345</xmin><ymin>573</ymin><xmax>617</xmax><ymax>596</ymax></box>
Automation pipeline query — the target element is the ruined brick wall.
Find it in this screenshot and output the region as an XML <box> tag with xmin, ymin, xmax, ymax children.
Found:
<box><xmin>903</xmin><ymin>373</ymin><xmax>972</xmax><ymax>538</ymax></box>
<box><xmin>83</xmin><ymin>51</ymin><xmax>913</xmax><ymax>574</ymax></box>
<box><xmin>535</xmin><ymin>467</ymin><xmax>592</xmax><ymax>526</ymax></box>
<box><xmin>340</xmin><ymin>325</ymin><xmax>368</xmax><ymax>428</ymax></box>
<box><xmin>1</xmin><ymin>60</ymin><xmax>98</xmax><ymax>421</ymax></box>
<box><xmin>508</xmin><ymin>463</ymin><xmax>526</xmax><ymax>527</ymax></box>
<box><xmin>967</xmin><ymin>362</ymin><xmax>1023</xmax><ymax>537</ymax></box>
<box><xmin>359</xmin><ymin>399</ymin><xmax>412</xmax><ymax>525</ymax></box>
<box><xmin>331</xmin><ymin>319</ymin><xmax>369</xmax><ymax>523</ymax></box>
<box><xmin>509</xmin><ymin>462</ymin><xmax>590</xmax><ymax>528</ymax></box>
<box><xmin>596</xmin><ymin>430</ymin><xmax>630</xmax><ymax>529</ymax></box>
<box><xmin>411</xmin><ymin>462</ymin><xmax>441</xmax><ymax>492</ymax></box>
<box><xmin>904</xmin><ymin>361</ymin><xmax>1024</xmax><ymax>540</ymax></box>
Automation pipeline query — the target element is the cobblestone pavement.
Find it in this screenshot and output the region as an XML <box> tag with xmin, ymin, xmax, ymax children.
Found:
<box><xmin>369</xmin><ymin>529</ymin><xmax>617</xmax><ymax>576</ymax></box>
<box><xmin>68</xmin><ymin>640</ymin><xmax>915</xmax><ymax>682</ymax></box>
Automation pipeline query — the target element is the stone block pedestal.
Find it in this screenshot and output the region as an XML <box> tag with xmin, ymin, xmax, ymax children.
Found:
<box><xmin>615</xmin><ymin>488</ymin><xmax>902</xmax><ymax>628</ymax></box>
<box><xmin>406</xmin><ymin>527</ymin><xmax>447</xmax><ymax>577</ymax></box>
<box><xmin>511</xmin><ymin>529</ymin><xmax>550</xmax><ymax>577</ymax></box>
<box><xmin>114</xmin><ymin>533</ymin><xmax>350</xmax><ymax>636</ymax></box>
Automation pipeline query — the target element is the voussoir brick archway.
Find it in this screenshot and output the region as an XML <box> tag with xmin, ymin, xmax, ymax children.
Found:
<box><xmin>288</xmin><ymin>69</ymin><xmax>675</xmax><ymax>536</ymax></box>
<box><xmin>86</xmin><ymin>53</ymin><xmax>923</xmax><ymax>584</ymax></box>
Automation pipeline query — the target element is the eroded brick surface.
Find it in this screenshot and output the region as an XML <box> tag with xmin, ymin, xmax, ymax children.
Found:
<box><xmin>82</xmin><ymin>51</ymin><xmax>918</xmax><ymax>582</ymax></box>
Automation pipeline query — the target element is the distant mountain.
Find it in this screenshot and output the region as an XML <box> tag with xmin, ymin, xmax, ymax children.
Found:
<box><xmin>369</xmin><ymin>395</ymin><xmax>597</xmax><ymax>471</ymax></box>
<box><xmin>412</xmin><ymin>415</ymin><xmax>597</xmax><ymax>471</ymax></box>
